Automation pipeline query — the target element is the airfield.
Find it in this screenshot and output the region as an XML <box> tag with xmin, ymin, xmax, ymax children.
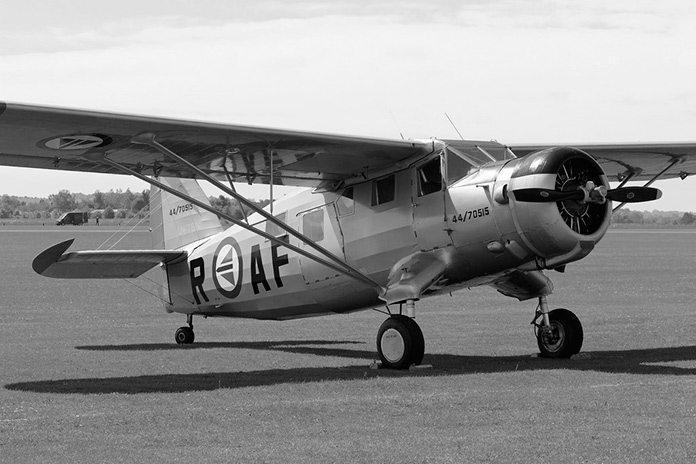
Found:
<box><xmin>1</xmin><ymin>224</ymin><xmax>695</xmax><ymax>463</ymax></box>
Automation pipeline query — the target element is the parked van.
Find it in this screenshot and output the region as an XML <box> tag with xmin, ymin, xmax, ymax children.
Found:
<box><xmin>56</xmin><ymin>212</ymin><xmax>89</xmax><ymax>226</ymax></box>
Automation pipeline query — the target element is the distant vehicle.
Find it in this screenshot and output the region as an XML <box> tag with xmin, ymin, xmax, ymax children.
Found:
<box><xmin>55</xmin><ymin>212</ymin><xmax>89</xmax><ymax>226</ymax></box>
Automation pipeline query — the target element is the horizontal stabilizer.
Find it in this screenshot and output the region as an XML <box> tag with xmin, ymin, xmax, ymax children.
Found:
<box><xmin>32</xmin><ymin>239</ymin><xmax>187</xmax><ymax>279</ymax></box>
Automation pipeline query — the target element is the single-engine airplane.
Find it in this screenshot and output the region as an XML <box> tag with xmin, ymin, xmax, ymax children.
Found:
<box><xmin>1</xmin><ymin>101</ymin><xmax>695</xmax><ymax>368</ymax></box>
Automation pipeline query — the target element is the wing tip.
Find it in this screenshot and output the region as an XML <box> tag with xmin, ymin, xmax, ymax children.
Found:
<box><xmin>32</xmin><ymin>238</ymin><xmax>75</xmax><ymax>275</ymax></box>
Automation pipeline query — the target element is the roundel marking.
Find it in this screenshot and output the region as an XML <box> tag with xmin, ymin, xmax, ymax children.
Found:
<box><xmin>42</xmin><ymin>134</ymin><xmax>111</xmax><ymax>150</ymax></box>
<box><xmin>213</xmin><ymin>237</ymin><xmax>243</xmax><ymax>299</ymax></box>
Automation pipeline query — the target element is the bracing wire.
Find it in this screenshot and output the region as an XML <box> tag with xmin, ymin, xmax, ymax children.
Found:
<box><xmin>93</xmin><ymin>188</ymin><xmax>203</xmax><ymax>305</ymax></box>
<box><xmin>96</xmin><ymin>197</ymin><xmax>161</xmax><ymax>251</ymax></box>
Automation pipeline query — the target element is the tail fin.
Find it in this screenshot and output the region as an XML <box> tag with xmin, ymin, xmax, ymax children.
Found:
<box><xmin>149</xmin><ymin>177</ymin><xmax>224</xmax><ymax>249</ymax></box>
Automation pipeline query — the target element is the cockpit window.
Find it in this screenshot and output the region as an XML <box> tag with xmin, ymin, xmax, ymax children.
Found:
<box><xmin>446</xmin><ymin>149</ymin><xmax>475</xmax><ymax>184</ymax></box>
<box><xmin>417</xmin><ymin>157</ymin><xmax>443</xmax><ymax>196</ymax></box>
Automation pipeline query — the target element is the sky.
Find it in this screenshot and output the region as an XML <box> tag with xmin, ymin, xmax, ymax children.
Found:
<box><xmin>1</xmin><ymin>0</ymin><xmax>695</xmax><ymax>211</ymax></box>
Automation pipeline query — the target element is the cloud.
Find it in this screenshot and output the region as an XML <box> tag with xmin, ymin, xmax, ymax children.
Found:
<box><xmin>1</xmin><ymin>0</ymin><xmax>695</xmax><ymax>205</ymax></box>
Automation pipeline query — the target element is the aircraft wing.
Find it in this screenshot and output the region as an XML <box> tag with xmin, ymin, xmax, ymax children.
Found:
<box><xmin>33</xmin><ymin>239</ymin><xmax>187</xmax><ymax>279</ymax></box>
<box><xmin>510</xmin><ymin>143</ymin><xmax>696</xmax><ymax>183</ymax></box>
<box><xmin>2</xmin><ymin>101</ymin><xmax>693</xmax><ymax>189</ymax></box>
<box><xmin>0</xmin><ymin>101</ymin><xmax>433</xmax><ymax>190</ymax></box>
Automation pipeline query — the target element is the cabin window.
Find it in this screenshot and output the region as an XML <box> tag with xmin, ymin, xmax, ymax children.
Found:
<box><xmin>302</xmin><ymin>209</ymin><xmax>324</xmax><ymax>242</ymax></box>
<box><xmin>336</xmin><ymin>187</ymin><xmax>355</xmax><ymax>216</ymax></box>
<box><xmin>371</xmin><ymin>175</ymin><xmax>395</xmax><ymax>206</ymax></box>
<box><xmin>417</xmin><ymin>157</ymin><xmax>443</xmax><ymax>196</ymax></box>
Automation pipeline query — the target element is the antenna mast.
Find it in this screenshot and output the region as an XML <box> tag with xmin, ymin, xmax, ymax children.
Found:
<box><xmin>445</xmin><ymin>113</ymin><xmax>465</xmax><ymax>140</ymax></box>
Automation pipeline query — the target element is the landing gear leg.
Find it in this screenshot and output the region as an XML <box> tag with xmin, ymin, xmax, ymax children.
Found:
<box><xmin>534</xmin><ymin>295</ymin><xmax>583</xmax><ymax>358</ymax></box>
<box><xmin>376</xmin><ymin>300</ymin><xmax>425</xmax><ymax>369</ymax></box>
<box><xmin>175</xmin><ymin>314</ymin><xmax>195</xmax><ymax>344</ymax></box>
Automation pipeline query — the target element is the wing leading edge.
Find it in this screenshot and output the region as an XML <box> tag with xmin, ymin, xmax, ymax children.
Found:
<box><xmin>0</xmin><ymin>101</ymin><xmax>433</xmax><ymax>190</ymax></box>
<box><xmin>33</xmin><ymin>239</ymin><xmax>187</xmax><ymax>279</ymax></box>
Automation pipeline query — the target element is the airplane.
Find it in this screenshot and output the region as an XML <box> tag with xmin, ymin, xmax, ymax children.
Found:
<box><xmin>1</xmin><ymin>100</ymin><xmax>695</xmax><ymax>369</ymax></box>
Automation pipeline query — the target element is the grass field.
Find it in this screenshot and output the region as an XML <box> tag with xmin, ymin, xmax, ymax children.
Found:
<box><xmin>1</xmin><ymin>226</ymin><xmax>695</xmax><ymax>463</ymax></box>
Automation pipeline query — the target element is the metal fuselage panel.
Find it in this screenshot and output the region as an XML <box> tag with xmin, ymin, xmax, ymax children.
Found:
<box><xmin>165</xmin><ymin>190</ymin><xmax>387</xmax><ymax>320</ymax></box>
<box><xmin>163</xmin><ymin>146</ymin><xmax>611</xmax><ymax>319</ymax></box>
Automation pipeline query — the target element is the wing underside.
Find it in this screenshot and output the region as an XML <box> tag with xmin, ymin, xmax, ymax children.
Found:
<box><xmin>0</xmin><ymin>101</ymin><xmax>432</xmax><ymax>190</ymax></box>
<box><xmin>33</xmin><ymin>239</ymin><xmax>187</xmax><ymax>279</ymax></box>
<box><xmin>511</xmin><ymin>143</ymin><xmax>696</xmax><ymax>183</ymax></box>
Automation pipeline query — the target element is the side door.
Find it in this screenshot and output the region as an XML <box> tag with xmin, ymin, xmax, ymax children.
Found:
<box><xmin>298</xmin><ymin>202</ymin><xmax>346</xmax><ymax>286</ymax></box>
<box><xmin>412</xmin><ymin>154</ymin><xmax>453</xmax><ymax>251</ymax></box>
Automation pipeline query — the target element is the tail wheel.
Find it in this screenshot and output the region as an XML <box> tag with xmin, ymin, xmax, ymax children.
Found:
<box><xmin>376</xmin><ymin>315</ymin><xmax>425</xmax><ymax>369</ymax></box>
<box><xmin>536</xmin><ymin>308</ymin><xmax>583</xmax><ymax>358</ymax></box>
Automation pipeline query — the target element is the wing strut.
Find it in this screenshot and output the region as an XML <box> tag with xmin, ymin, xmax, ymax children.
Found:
<box><xmin>100</xmin><ymin>150</ymin><xmax>384</xmax><ymax>294</ymax></box>
<box><xmin>612</xmin><ymin>158</ymin><xmax>681</xmax><ymax>212</ymax></box>
<box><xmin>221</xmin><ymin>159</ymin><xmax>249</xmax><ymax>225</ymax></box>
<box><xmin>130</xmin><ymin>133</ymin><xmax>371</xmax><ymax>286</ymax></box>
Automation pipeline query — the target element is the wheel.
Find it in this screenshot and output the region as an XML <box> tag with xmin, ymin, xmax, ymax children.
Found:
<box><xmin>536</xmin><ymin>308</ymin><xmax>583</xmax><ymax>358</ymax></box>
<box><xmin>376</xmin><ymin>315</ymin><xmax>425</xmax><ymax>369</ymax></box>
<box><xmin>175</xmin><ymin>326</ymin><xmax>195</xmax><ymax>344</ymax></box>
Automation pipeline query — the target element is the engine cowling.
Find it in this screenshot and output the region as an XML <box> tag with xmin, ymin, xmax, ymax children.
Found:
<box><xmin>506</xmin><ymin>147</ymin><xmax>612</xmax><ymax>270</ymax></box>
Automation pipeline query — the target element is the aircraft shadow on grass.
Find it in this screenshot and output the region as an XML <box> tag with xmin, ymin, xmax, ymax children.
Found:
<box><xmin>6</xmin><ymin>342</ymin><xmax>696</xmax><ymax>395</ymax></box>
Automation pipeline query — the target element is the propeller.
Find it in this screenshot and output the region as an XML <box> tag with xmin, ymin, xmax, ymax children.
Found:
<box><xmin>512</xmin><ymin>183</ymin><xmax>662</xmax><ymax>204</ymax></box>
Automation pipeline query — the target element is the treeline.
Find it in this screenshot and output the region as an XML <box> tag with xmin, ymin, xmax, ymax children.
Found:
<box><xmin>0</xmin><ymin>189</ymin><xmax>269</xmax><ymax>221</ymax></box>
<box><xmin>612</xmin><ymin>209</ymin><xmax>695</xmax><ymax>226</ymax></box>
<box><xmin>2</xmin><ymin>190</ymin><xmax>693</xmax><ymax>226</ymax></box>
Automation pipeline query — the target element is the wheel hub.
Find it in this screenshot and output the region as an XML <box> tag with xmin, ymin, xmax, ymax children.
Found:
<box><xmin>380</xmin><ymin>328</ymin><xmax>405</xmax><ymax>363</ymax></box>
<box><xmin>540</xmin><ymin>323</ymin><xmax>564</xmax><ymax>352</ymax></box>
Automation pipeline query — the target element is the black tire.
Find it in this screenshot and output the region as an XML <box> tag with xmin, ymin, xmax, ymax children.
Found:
<box><xmin>376</xmin><ymin>315</ymin><xmax>425</xmax><ymax>369</ymax></box>
<box><xmin>537</xmin><ymin>308</ymin><xmax>583</xmax><ymax>358</ymax></box>
<box><xmin>175</xmin><ymin>326</ymin><xmax>195</xmax><ymax>344</ymax></box>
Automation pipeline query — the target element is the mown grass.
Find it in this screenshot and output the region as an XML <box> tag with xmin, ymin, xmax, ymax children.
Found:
<box><xmin>1</xmin><ymin>226</ymin><xmax>695</xmax><ymax>463</ymax></box>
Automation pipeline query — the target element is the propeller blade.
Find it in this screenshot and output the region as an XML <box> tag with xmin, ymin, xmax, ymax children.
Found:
<box><xmin>511</xmin><ymin>188</ymin><xmax>584</xmax><ymax>203</ymax></box>
<box><xmin>606</xmin><ymin>187</ymin><xmax>662</xmax><ymax>203</ymax></box>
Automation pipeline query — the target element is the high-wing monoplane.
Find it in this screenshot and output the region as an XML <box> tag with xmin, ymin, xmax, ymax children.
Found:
<box><xmin>1</xmin><ymin>101</ymin><xmax>695</xmax><ymax>368</ymax></box>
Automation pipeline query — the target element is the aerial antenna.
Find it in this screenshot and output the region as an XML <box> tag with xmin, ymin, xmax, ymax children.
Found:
<box><xmin>389</xmin><ymin>109</ymin><xmax>405</xmax><ymax>140</ymax></box>
<box><xmin>445</xmin><ymin>113</ymin><xmax>465</xmax><ymax>140</ymax></box>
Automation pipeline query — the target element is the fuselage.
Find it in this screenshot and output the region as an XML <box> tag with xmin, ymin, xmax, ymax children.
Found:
<box><xmin>161</xmin><ymin>141</ymin><xmax>612</xmax><ymax>319</ymax></box>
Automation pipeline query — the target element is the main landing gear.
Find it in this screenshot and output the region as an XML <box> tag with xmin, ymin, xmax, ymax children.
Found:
<box><xmin>374</xmin><ymin>294</ymin><xmax>585</xmax><ymax>369</ymax></box>
<box><xmin>533</xmin><ymin>295</ymin><xmax>583</xmax><ymax>358</ymax></box>
<box><xmin>175</xmin><ymin>314</ymin><xmax>195</xmax><ymax>344</ymax></box>
<box><xmin>376</xmin><ymin>300</ymin><xmax>425</xmax><ymax>369</ymax></box>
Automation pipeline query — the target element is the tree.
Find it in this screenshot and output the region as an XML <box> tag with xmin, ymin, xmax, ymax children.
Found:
<box><xmin>681</xmin><ymin>212</ymin><xmax>696</xmax><ymax>225</ymax></box>
<box><xmin>93</xmin><ymin>190</ymin><xmax>106</xmax><ymax>209</ymax></box>
<box><xmin>141</xmin><ymin>189</ymin><xmax>150</xmax><ymax>207</ymax></box>
<box><xmin>0</xmin><ymin>195</ymin><xmax>21</xmax><ymax>218</ymax></box>
<box><xmin>612</xmin><ymin>208</ymin><xmax>644</xmax><ymax>224</ymax></box>
<box><xmin>49</xmin><ymin>190</ymin><xmax>77</xmax><ymax>213</ymax></box>
<box><xmin>122</xmin><ymin>189</ymin><xmax>136</xmax><ymax>211</ymax></box>
<box><xmin>130</xmin><ymin>191</ymin><xmax>150</xmax><ymax>216</ymax></box>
